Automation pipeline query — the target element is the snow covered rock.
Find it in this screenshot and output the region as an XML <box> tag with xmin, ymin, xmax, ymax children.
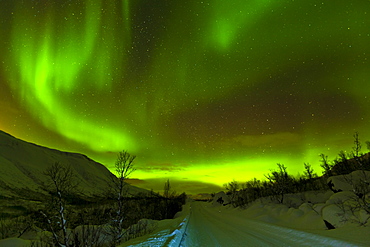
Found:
<box><xmin>269</xmin><ymin>204</ymin><xmax>289</xmax><ymax>216</ymax></box>
<box><xmin>303</xmin><ymin>190</ymin><xmax>333</xmax><ymax>204</ymax></box>
<box><xmin>321</xmin><ymin>203</ymin><xmax>350</xmax><ymax>228</ymax></box>
<box><xmin>299</xmin><ymin>203</ymin><xmax>315</xmax><ymax>214</ymax></box>
<box><xmin>286</xmin><ymin>207</ymin><xmax>304</xmax><ymax>218</ymax></box>
<box><xmin>355</xmin><ymin>209</ymin><xmax>370</xmax><ymax>226</ymax></box>
<box><xmin>325</xmin><ymin>191</ymin><xmax>356</xmax><ymax>205</ymax></box>
<box><xmin>212</xmin><ymin>191</ymin><xmax>230</xmax><ymax>206</ymax></box>
<box><xmin>321</xmin><ymin>191</ymin><xmax>364</xmax><ymax>228</ymax></box>
<box><xmin>327</xmin><ymin>170</ymin><xmax>370</xmax><ymax>193</ymax></box>
<box><xmin>313</xmin><ymin>203</ymin><xmax>326</xmax><ymax>214</ymax></box>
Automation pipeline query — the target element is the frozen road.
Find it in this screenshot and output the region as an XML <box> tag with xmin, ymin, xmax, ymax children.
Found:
<box><xmin>179</xmin><ymin>202</ymin><xmax>361</xmax><ymax>247</ymax></box>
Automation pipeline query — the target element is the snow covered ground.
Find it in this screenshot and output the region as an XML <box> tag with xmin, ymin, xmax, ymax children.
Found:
<box><xmin>181</xmin><ymin>202</ymin><xmax>367</xmax><ymax>246</ymax></box>
<box><xmin>123</xmin><ymin>171</ymin><xmax>370</xmax><ymax>246</ymax></box>
<box><xmin>123</xmin><ymin>201</ymin><xmax>369</xmax><ymax>247</ymax></box>
<box><xmin>1</xmin><ymin>199</ymin><xmax>368</xmax><ymax>246</ymax></box>
<box><xmin>120</xmin><ymin>203</ymin><xmax>191</xmax><ymax>246</ymax></box>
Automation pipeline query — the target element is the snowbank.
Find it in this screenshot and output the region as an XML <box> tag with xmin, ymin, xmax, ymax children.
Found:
<box><xmin>120</xmin><ymin>203</ymin><xmax>191</xmax><ymax>246</ymax></box>
<box><xmin>328</xmin><ymin>170</ymin><xmax>370</xmax><ymax>192</ymax></box>
<box><xmin>0</xmin><ymin>238</ymin><xmax>30</xmax><ymax>247</ymax></box>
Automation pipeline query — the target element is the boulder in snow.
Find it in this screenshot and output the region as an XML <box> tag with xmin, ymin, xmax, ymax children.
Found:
<box><xmin>327</xmin><ymin>170</ymin><xmax>370</xmax><ymax>193</ymax></box>
<box><xmin>212</xmin><ymin>191</ymin><xmax>230</xmax><ymax>206</ymax></box>
<box><xmin>321</xmin><ymin>203</ymin><xmax>350</xmax><ymax>228</ymax></box>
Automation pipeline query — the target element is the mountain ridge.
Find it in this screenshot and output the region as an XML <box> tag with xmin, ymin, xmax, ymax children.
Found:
<box><xmin>0</xmin><ymin>130</ymin><xmax>145</xmax><ymax>199</ymax></box>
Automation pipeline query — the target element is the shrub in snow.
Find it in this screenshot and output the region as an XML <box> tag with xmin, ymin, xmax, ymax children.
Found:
<box><xmin>355</xmin><ymin>209</ymin><xmax>370</xmax><ymax>226</ymax></box>
<box><xmin>322</xmin><ymin>189</ymin><xmax>370</xmax><ymax>228</ymax></box>
<box><xmin>70</xmin><ymin>225</ymin><xmax>108</xmax><ymax>246</ymax></box>
<box><xmin>0</xmin><ymin>215</ymin><xmax>35</xmax><ymax>240</ymax></box>
<box><xmin>120</xmin><ymin>219</ymin><xmax>158</xmax><ymax>242</ymax></box>
<box><xmin>327</xmin><ymin>170</ymin><xmax>370</xmax><ymax>192</ymax></box>
<box><xmin>265</xmin><ymin>164</ymin><xmax>294</xmax><ymax>204</ymax></box>
<box><xmin>303</xmin><ymin>190</ymin><xmax>333</xmax><ymax>204</ymax></box>
<box><xmin>328</xmin><ymin>171</ymin><xmax>370</xmax><ymax>221</ymax></box>
<box><xmin>0</xmin><ymin>217</ymin><xmax>14</xmax><ymax>240</ymax></box>
<box><xmin>322</xmin><ymin>203</ymin><xmax>350</xmax><ymax>228</ymax></box>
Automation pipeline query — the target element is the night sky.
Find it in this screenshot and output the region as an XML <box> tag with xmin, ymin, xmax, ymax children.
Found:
<box><xmin>1</xmin><ymin>0</ymin><xmax>370</xmax><ymax>194</ymax></box>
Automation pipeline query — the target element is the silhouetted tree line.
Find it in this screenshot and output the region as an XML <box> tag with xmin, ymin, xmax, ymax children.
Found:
<box><xmin>224</xmin><ymin>132</ymin><xmax>370</xmax><ymax>208</ymax></box>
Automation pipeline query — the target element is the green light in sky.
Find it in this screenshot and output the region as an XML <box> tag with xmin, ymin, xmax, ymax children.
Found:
<box><xmin>207</xmin><ymin>0</ymin><xmax>274</xmax><ymax>50</ymax></box>
<box><xmin>2</xmin><ymin>0</ymin><xmax>370</xmax><ymax>193</ymax></box>
<box><xmin>122</xmin><ymin>0</ymin><xmax>131</xmax><ymax>33</ymax></box>
<box><xmin>7</xmin><ymin>0</ymin><xmax>135</xmax><ymax>152</ymax></box>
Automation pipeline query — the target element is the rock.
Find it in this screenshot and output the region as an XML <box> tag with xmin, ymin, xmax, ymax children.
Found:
<box><xmin>327</xmin><ymin>170</ymin><xmax>370</xmax><ymax>193</ymax></box>
<box><xmin>323</xmin><ymin>220</ymin><xmax>336</xmax><ymax>230</ymax></box>
<box><xmin>212</xmin><ymin>191</ymin><xmax>230</xmax><ymax>206</ymax></box>
<box><xmin>321</xmin><ymin>203</ymin><xmax>350</xmax><ymax>228</ymax></box>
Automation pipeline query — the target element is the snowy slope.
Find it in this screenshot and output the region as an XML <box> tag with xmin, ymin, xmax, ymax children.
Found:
<box><xmin>0</xmin><ymin>130</ymin><xmax>146</xmax><ymax>198</ymax></box>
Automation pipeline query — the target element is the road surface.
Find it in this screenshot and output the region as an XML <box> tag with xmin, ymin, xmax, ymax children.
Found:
<box><xmin>179</xmin><ymin>202</ymin><xmax>361</xmax><ymax>247</ymax></box>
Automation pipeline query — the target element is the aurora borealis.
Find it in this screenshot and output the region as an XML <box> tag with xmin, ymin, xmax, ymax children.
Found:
<box><xmin>1</xmin><ymin>0</ymin><xmax>370</xmax><ymax>194</ymax></box>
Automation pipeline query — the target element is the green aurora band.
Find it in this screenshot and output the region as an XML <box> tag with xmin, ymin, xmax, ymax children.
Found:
<box><xmin>2</xmin><ymin>0</ymin><xmax>370</xmax><ymax>189</ymax></box>
<box><xmin>7</xmin><ymin>0</ymin><xmax>134</xmax><ymax>152</ymax></box>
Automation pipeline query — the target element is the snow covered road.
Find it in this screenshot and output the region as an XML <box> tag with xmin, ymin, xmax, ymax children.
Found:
<box><xmin>179</xmin><ymin>202</ymin><xmax>362</xmax><ymax>247</ymax></box>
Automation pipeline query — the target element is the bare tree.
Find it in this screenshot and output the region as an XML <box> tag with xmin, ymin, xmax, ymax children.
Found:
<box><xmin>352</xmin><ymin>131</ymin><xmax>362</xmax><ymax>158</ymax></box>
<box><xmin>351</xmin><ymin>132</ymin><xmax>364</xmax><ymax>169</ymax></box>
<box><xmin>245</xmin><ymin>178</ymin><xmax>263</xmax><ymax>202</ymax></box>
<box><xmin>224</xmin><ymin>180</ymin><xmax>239</xmax><ymax>206</ymax></box>
<box><xmin>107</xmin><ymin>150</ymin><xmax>136</xmax><ymax>245</ymax></box>
<box><xmin>366</xmin><ymin>141</ymin><xmax>370</xmax><ymax>152</ymax></box>
<box><xmin>163</xmin><ymin>179</ymin><xmax>174</xmax><ymax>199</ymax></box>
<box><xmin>331</xmin><ymin>150</ymin><xmax>356</xmax><ymax>175</ymax></box>
<box><xmin>163</xmin><ymin>179</ymin><xmax>171</xmax><ymax>219</ymax></box>
<box><xmin>265</xmin><ymin>163</ymin><xmax>292</xmax><ymax>204</ymax></box>
<box><xmin>42</xmin><ymin>162</ymin><xmax>78</xmax><ymax>247</ymax></box>
<box><xmin>303</xmin><ymin>163</ymin><xmax>315</xmax><ymax>180</ymax></box>
<box><xmin>320</xmin><ymin>153</ymin><xmax>333</xmax><ymax>177</ymax></box>
<box><xmin>344</xmin><ymin>171</ymin><xmax>370</xmax><ymax>214</ymax></box>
